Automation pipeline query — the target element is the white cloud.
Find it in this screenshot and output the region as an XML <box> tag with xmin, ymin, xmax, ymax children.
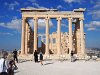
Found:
<box><xmin>0</xmin><ymin>32</ymin><xmax>13</xmax><ymax>36</ymax></box>
<box><xmin>87</xmin><ymin>28</ymin><xmax>96</xmax><ymax>31</ymax></box>
<box><xmin>26</xmin><ymin>6</ymin><xmax>35</xmax><ymax>9</ymax></box>
<box><xmin>61</xmin><ymin>21</ymin><xmax>68</xmax><ymax>28</ymax></box>
<box><xmin>64</xmin><ymin>0</ymin><xmax>81</xmax><ymax>3</ymax></box>
<box><xmin>88</xmin><ymin>10</ymin><xmax>100</xmax><ymax>19</ymax></box>
<box><xmin>85</xmin><ymin>21</ymin><xmax>100</xmax><ymax>31</ymax></box>
<box><xmin>0</xmin><ymin>15</ymin><xmax>11</xmax><ymax>19</ymax></box>
<box><xmin>6</xmin><ymin>19</ymin><xmax>21</xmax><ymax>30</ymax></box>
<box><xmin>61</xmin><ymin>23</ymin><xmax>68</xmax><ymax>28</ymax></box>
<box><xmin>57</xmin><ymin>5</ymin><xmax>63</xmax><ymax>9</ymax></box>
<box><xmin>88</xmin><ymin>1</ymin><xmax>100</xmax><ymax>19</ymax></box>
<box><xmin>0</xmin><ymin>18</ymin><xmax>53</xmax><ymax>32</ymax></box>
<box><xmin>0</xmin><ymin>23</ymin><xmax>5</xmax><ymax>27</ymax></box>
<box><xmin>29</xmin><ymin>19</ymin><xmax>53</xmax><ymax>29</ymax></box>
<box><xmin>32</xmin><ymin>3</ymin><xmax>40</xmax><ymax>8</ymax></box>
<box><xmin>26</xmin><ymin>3</ymin><xmax>48</xmax><ymax>9</ymax></box>
<box><xmin>85</xmin><ymin>21</ymin><xmax>100</xmax><ymax>27</ymax></box>
<box><xmin>90</xmin><ymin>1</ymin><xmax>100</xmax><ymax>19</ymax></box>
<box><xmin>32</xmin><ymin>3</ymin><xmax>48</xmax><ymax>9</ymax></box>
<box><xmin>0</xmin><ymin>18</ymin><xmax>22</xmax><ymax>31</ymax></box>
<box><xmin>12</xmin><ymin>16</ymin><xmax>18</xmax><ymax>19</ymax></box>
<box><xmin>93</xmin><ymin>2</ymin><xmax>100</xmax><ymax>8</ymax></box>
<box><xmin>4</xmin><ymin>1</ymin><xmax>19</xmax><ymax>10</ymax></box>
<box><xmin>4</xmin><ymin>2</ymin><xmax>8</xmax><ymax>6</ymax></box>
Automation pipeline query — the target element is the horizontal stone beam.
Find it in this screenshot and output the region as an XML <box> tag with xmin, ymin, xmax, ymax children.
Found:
<box><xmin>22</xmin><ymin>14</ymin><xmax>84</xmax><ymax>19</ymax></box>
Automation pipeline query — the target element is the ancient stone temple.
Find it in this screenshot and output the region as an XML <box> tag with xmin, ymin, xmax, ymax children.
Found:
<box><xmin>20</xmin><ymin>8</ymin><xmax>86</xmax><ymax>59</ymax></box>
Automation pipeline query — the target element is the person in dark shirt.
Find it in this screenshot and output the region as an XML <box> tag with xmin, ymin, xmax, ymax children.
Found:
<box><xmin>34</xmin><ymin>50</ymin><xmax>38</xmax><ymax>63</ymax></box>
<box><xmin>39</xmin><ymin>51</ymin><xmax>43</xmax><ymax>65</ymax></box>
<box><xmin>13</xmin><ymin>49</ymin><xmax>18</xmax><ymax>63</ymax></box>
<box><xmin>71</xmin><ymin>51</ymin><xmax>74</xmax><ymax>56</ymax></box>
<box><xmin>71</xmin><ymin>50</ymin><xmax>74</xmax><ymax>62</ymax></box>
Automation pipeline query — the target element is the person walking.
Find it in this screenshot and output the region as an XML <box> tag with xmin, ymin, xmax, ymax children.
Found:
<box><xmin>0</xmin><ymin>51</ymin><xmax>9</xmax><ymax>75</ymax></box>
<box><xmin>34</xmin><ymin>50</ymin><xmax>38</xmax><ymax>62</ymax></box>
<box><xmin>39</xmin><ymin>51</ymin><xmax>43</xmax><ymax>65</ymax></box>
<box><xmin>71</xmin><ymin>50</ymin><xmax>74</xmax><ymax>62</ymax></box>
<box><xmin>13</xmin><ymin>49</ymin><xmax>18</xmax><ymax>63</ymax></box>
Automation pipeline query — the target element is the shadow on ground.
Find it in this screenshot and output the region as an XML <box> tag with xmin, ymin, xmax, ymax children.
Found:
<box><xmin>14</xmin><ymin>71</ymin><xmax>20</xmax><ymax>74</ymax></box>
<box><xmin>44</xmin><ymin>62</ymin><xmax>54</xmax><ymax>65</ymax></box>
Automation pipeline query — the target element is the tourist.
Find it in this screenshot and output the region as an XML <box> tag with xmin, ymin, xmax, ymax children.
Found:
<box><xmin>71</xmin><ymin>50</ymin><xmax>74</xmax><ymax>62</ymax></box>
<box><xmin>34</xmin><ymin>50</ymin><xmax>38</xmax><ymax>62</ymax></box>
<box><xmin>7</xmin><ymin>53</ymin><xmax>18</xmax><ymax>75</ymax></box>
<box><xmin>39</xmin><ymin>51</ymin><xmax>43</xmax><ymax>65</ymax></box>
<box><xmin>8</xmin><ymin>60</ymin><xmax>18</xmax><ymax>75</ymax></box>
<box><xmin>67</xmin><ymin>48</ymin><xmax>69</xmax><ymax>54</ymax></box>
<box><xmin>0</xmin><ymin>51</ymin><xmax>9</xmax><ymax>75</ymax></box>
<box><xmin>13</xmin><ymin>49</ymin><xmax>18</xmax><ymax>63</ymax></box>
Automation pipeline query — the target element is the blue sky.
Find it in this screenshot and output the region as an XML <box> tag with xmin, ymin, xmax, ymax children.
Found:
<box><xmin>0</xmin><ymin>0</ymin><xmax>100</xmax><ymax>50</ymax></box>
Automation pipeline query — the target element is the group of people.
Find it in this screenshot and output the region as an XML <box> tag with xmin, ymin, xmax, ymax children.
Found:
<box><xmin>34</xmin><ymin>49</ymin><xmax>76</xmax><ymax>64</ymax></box>
<box><xmin>33</xmin><ymin>50</ymin><xmax>75</xmax><ymax>64</ymax></box>
<box><xmin>34</xmin><ymin>50</ymin><xmax>43</xmax><ymax>65</ymax></box>
<box><xmin>0</xmin><ymin>49</ymin><xmax>18</xmax><ymax>75</ymax></box>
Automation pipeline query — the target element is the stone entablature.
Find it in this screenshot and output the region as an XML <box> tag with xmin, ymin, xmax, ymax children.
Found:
<box><xmin>21</xmin><ymin>8</ymin><xmax>85</xmax><ymax>19</ymax></box>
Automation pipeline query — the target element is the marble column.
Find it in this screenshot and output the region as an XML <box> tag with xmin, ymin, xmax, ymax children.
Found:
<box><xmin>21</xmin><ymin>17</ymin><xmax>26</xmax><ymax>55</ymax></box>
<box><xmin>80</xmin><ymin>18</ymin><xmax>85</xmax><ymax>55</ymax></box>
<box><xmin>34</xmin><ymin>17</ymin><xmax>38</xmax><ymax>51</ymax></box>
<box><xmin>25</xmin><ymin>21</ymin><xmax>28</xmax><ymax>55</ymax></box>
<box><xmin>68</xmin><ymin>17</ymin><xmax>73</xmax><ymax>54</ymax></box>
<box><xmin>45</xmin><ymin>17</ymin><xmax>49</xmax><ymax>55</ymax></box>
<box><xmin>27</xmin><ymin>26</ymin><xmax>30</xmax><ymax>53</ymax></box>
<box><xmin>75</xmin><ymin>20</ymin><xmax>81</xmax><ymax>55</ymax></box>
<box><xmin>27</xmin><ymin>26</ymin><xmax>30</xmax><ymax>41</ymax></box>
<box><xmin>50</xmin><ymin>35</ymin><xmax>52</xmax><ymax>51</ymax></box>
<box><xmin>57</xmin><ymin>17</ymin><xmax>61</xmax><ymax>55</ymax></box>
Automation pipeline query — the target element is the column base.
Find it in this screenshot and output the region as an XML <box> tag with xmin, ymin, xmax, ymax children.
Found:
<box><xmin>77</xmin><ymin>54</ymin><xmax>86</xmax><ymax>60</ymax></box>
<box><xmin>44</xmin><ymin>54</ymin><xmax>50</xmax><ymax>59</ymax></box>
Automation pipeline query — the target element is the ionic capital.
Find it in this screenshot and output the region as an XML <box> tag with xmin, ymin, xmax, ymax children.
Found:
<box><xmin>45</xmin><ymin>17</ymin><xmax>50</xmax><ymax>20</ymax></box>
<box><xmin>33</xmin><ymin>17</ymin><xmax>38</xmax><ymax>20</ymax></box>
<box><xmin>79</xmin><ymin>18</ymin><xmax>84</xmax><ymax>20</ymax></box>
<box><xmin>56</xmin><ymin>17</ymin><xmax>62</xmax><ymax>21</ymax></box>
<box><xmin>25</xmin><ymin>19</ymin><xmax>29</xmax><ymax>23</ymax></box>
<box><xmin>22</xmin><ymin>17</ymin><xmax>26</xmax><ymax>20</ymax></box>
<box><xmin>68</xmin><ymin>17</ymin><xmax>73</xmax><ymax>20</ymax></box>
